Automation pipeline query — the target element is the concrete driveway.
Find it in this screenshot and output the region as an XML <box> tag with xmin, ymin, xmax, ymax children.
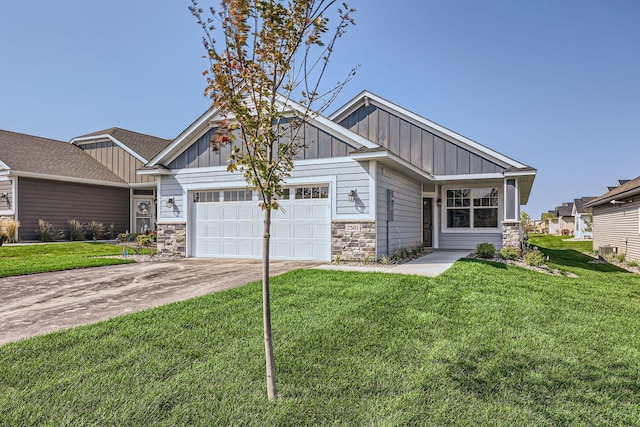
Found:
<box><xmin>0</xmin><ymin>258</ymin><xmax>315</xmax><ymax>346</ymax></box>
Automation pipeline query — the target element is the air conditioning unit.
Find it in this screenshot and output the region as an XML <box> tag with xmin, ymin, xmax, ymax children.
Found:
<box><xmin>598</xmin><ymin>246</ymin><xmax>618</xmax><ymax>260</ymax></box>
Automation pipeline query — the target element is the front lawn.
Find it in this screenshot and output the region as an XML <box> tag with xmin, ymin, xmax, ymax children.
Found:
<box><xmin>0</xmin><ymin>242</ymin><xmax>134</xmax><ymax>277</ymax></box>
<box><xmin>1</xmin><ymin>241</ymin><xmax>639</xmax><ymax>425</ymax></box>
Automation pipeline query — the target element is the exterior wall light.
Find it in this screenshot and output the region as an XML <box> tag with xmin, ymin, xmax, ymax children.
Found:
<box><xmin>166</xmin><ymin>198</ymin><xmax>174</xmax><ymax>208</ymax></box>
<box><xmin>0</xmin><ymin>193</ymin><xmax>6</xmax><ymax>202</ymax></box>
<box><xmin>348</xmin><ymin>189</ymin><xmax>358</xmax><ymax>203</ymax></box>
<box><xmin>437</xmin><ymin>198</ymin><xmax>442</xmax><ymax>207</ymax></box>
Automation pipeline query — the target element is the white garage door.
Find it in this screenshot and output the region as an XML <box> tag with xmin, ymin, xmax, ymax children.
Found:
<box><xmin>192</xmin><ymin>187</ymin><xmax>331</xmax><ymax>261</ymax></box>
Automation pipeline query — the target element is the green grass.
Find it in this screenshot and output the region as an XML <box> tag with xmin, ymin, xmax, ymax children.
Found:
<box><xmin>0</xmin><ymin>242</ymin><xmax>135</xmax><ymax>277</ymax></box>
<box><xmin>1</xmin><ymin>240</ymin><xmax>640</xmax><ymax>425</ymax></box>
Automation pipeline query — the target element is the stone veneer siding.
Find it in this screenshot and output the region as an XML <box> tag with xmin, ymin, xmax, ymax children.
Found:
<box><xmin>502</xmin><ymin>220</ymin><xmax>522</xmax><ymax>249</ymax></box>
<box><xmin>157</xmin><ymin>222</ymin><xmax>187</xmax><ymax>257</ymax></box>
<box><xmin>332</xmin><ymin>220</ymin><xmax>376</xmax><ymax>261</ymax></box>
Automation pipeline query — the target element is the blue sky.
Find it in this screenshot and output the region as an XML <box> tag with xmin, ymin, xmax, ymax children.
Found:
<box><xmin>1</xmin><ymin>0</ymin><xmax>638</xmax><ymax>218</ymax></box>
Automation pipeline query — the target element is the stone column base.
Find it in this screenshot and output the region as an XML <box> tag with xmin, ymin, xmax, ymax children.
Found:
<box><xmin>157</xmin><ymin>222</ymin><xmax>187</xmax><ymax>257</ymax></box>
<box><xmin>502</xmin><ymin>220</ymin><xmax>522</xmax><ymax>249</ymax></box>
<box><xmin>331</xmin><ymin>220</ymin><xmax>376</xmax><ymax>261</ymax></box>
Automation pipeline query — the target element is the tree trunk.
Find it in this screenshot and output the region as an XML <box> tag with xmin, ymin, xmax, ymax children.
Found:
<box><xmin>262</xmin><ymin>206</ymin><xmax>277</xmax><ymax>400</ymax></box>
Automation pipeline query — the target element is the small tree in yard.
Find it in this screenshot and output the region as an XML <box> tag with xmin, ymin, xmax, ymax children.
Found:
<box><xmin>190</xmin><ymin>0</ymin><xmax>356</xmax><ymax>400</ymax></box>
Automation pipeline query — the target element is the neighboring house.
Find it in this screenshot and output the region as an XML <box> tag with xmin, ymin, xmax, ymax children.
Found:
<box><xmin>554</xmin><ymin>202</ymin><xmax>575</xmax><ymax>235</ymax></box>
<box><xmin>70</xmin><ymin>128</ymin><xmax>171</xmax><ymax>233</ymax></box>
<box><xmin>572</xmin><ymin>197</ymin><xmax>595</xmax><ymax>239</ymax></box>
<box><xmin>0</xmin><ymin>128</ymin><xmax>170</xmax><ymax>241</ymax></box>
<box><xmin>141</xmin><ymin>91</ymin><xmax>537</xmax><ymax>261</ymax></box>
<box><xmin>585</xmin><ymin>176</ymin><xmax>640</xmax><ymax>263</ymax></box>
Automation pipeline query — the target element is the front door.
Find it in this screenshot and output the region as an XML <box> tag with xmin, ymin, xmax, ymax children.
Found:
<box><xmin>423</xmin><ymin>198</ymin><xmax>433</xmax><ymax>247</ymax></box>
<box><xmin>134</xmin><ymin>199</ymin><xmax>154</xmax><ymax>233</ymax></box>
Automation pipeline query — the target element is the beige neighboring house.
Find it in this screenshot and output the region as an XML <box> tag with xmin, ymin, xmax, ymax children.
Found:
<box><xmin>553</xmin><ymin>202</ymin><xmax>575</xmax><ymax>235</ymax></box>
<box><xmin>0</xmin><ymin>128</ymin><xmax>170</xmax><ymax>241</ymax></box>
<box><xmin>572</xmin><ymin>197</ymin><xmax>595</xmax><ymax>239</ymax></box>
<box><xmin>585</xmin><ymin>176</ymin><xmax>640</xmax><ymax>263</ymax></box>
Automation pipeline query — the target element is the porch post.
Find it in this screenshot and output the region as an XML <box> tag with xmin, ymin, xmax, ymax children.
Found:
<box><xmin>502</xmin><ymin>177</ymin><xmax>522</xmax><ymax>248</ymax></box>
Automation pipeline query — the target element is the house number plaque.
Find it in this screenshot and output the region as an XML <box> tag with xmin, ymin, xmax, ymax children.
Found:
<box><xmin>345</xmin><ymin>224</ymin><xmax>361</xmax><ymax>232</ymax></box>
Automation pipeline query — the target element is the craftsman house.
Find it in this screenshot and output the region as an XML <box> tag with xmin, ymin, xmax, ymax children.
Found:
<box><xmin>142</xmin><ymin>91</ymin><xmax>537</xmax><ymax>261</ymax></box>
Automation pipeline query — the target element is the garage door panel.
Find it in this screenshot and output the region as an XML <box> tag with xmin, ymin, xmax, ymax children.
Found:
<box><xmin>193</xmin><ymin>190</ymin><xmax>330</xmax><ymax>261</ymax></box>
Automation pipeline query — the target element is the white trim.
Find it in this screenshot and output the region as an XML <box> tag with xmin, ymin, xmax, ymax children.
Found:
<box><xmin>0</xmin><ymin>159</ymin><xmax>10</xmax><ymax>170</ymax></box>
<box><xmin>638</xmin><ymin>207</ymin><xmax>640</xmax><ymax>235</ymax></box>
<box><xmin>5</xmin><ymin>171</ymin><xmax>130</xmax><ymax>188</ymax></box>
<box><xmin>129</xmin><ymin>182</ymin><xmax>158</xmax><ymax>188</ymax></box>
<box><xmin>137</xmin><ymin>168</ymin><xmax>173</xmax><ymax>176</ymax></box>
<box><xmin>435</xmin><ymin>173</ymin><xmax>504</xmax><ymax>182</ymax></box>
<box><xmin>70</xmin><ymin>134</ymin><xmax>148</xmax><ymax>163</ymax></box>
<box><xmin>369</xmin><ymin>161</ymin><xmax>377</xmax><ymax>221</ymax></box>
<box><xmin>502</xmin><ymin>178</ymin><xmax>519</xmax><ymax>221</ymax></box>
<box><xmin>503</xmin><ymin>170</ymin><xmax>536</xmax><ymax>177</ymax></box>
<box><xmin>350</xmin><ymin>150</ymin><xmax>435</xmax><ymax>181</ymax></box>
<box><xmin>330</xmin><ymin>91</ymin><xmax>528</xmax><ymax>169</ymax></box>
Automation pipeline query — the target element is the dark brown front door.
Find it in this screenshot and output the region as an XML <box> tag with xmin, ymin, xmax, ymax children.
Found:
<box><xmin>423</xmin><ymin>198</ymin><xmax>433</xmax><ymax>247</ymax></box>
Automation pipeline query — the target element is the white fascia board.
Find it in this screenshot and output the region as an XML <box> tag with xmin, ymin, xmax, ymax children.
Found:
<box><xmin>350</xmin><ymin>150</ymin><xmax>435</xmax><ymax>181</ymax></box>
<box><xmin>503</xmin><ymin>170</ymin><xmax>537</xmax><ymax>178</ymax></box>
<box><xmin>137</xmin><ymin>168</ymin><xmax>172</xmax><ymax>176</ymax></box>
<box><xmin>70</xmin><ymin>135</ymin><xmax>148</xmax><ymax>164</ymax></box>
<box><xmin>0</xmin><ymin>159</ymin><xmax>10</xmax><ymax>170</ymax></box>
<box><xmin>331</xmin><ymin>91</ymin><xmax>528</xmax><ymax>169</ymax></box>
<box><xmin>0</xmin><ymin>170</ymin><xmax>10</xmax><ymax>177</ymax></box>
<box><xmin>434</xmin><ymin>173</ymin><xmax>504</xmax><ymax>182</ymax></box>
<box><xmin>9</xmin><ymin>171</ymin><xmax>130</xmax><ymax>188</ymax></box>
<box><xmin>129</xmin><ymin>182</ymin><xmax>158</xmax><ymax>188</ymax></box>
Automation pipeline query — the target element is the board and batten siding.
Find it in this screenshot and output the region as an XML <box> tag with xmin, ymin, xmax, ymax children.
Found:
<box><xmin>77</xmin><ymin>140</ymin><xmax>155</xmax><ymax>184</ymax></box>
<box><xmin>339</xmin><ymin>104</ymin><xmax>505</xmax><ymax>176</ymax></box>
<box><xmin>158</xmin><ymin>160</ymin><xmax>372</xmax><ymax>220</ymax></box>
<box><xmin>169</xmin><ymin>122</ymin><xmax>358</xmax><ymax>170</ymax></box>
<box><xmin>592</xmin><ymin>201</ymin><xmax>640</xmax><ymax>263</ymax></box>
<box><xmin>0</xmin><ymin>179</ymin><xmax>13</xmax><ymax>211</ymax></box>
<box><xmin>17</xmin><ymin>178</ymin><xmax>130</xmax><ymax>241</ymax></box>
<box><xmin>376</xmin><ymin>166</ymin><xmax>422</xmax><ymax>258</ymax></box>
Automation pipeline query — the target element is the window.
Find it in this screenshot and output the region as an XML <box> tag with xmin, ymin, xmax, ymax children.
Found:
<box><xmin>193</xmin><ymin>190</ymin><xmax>253</xmax><ymax>203</ymax></box>
<box><xmin>294</xmin><ymin>186</ymin><xmax>329</xmax><ymax>200</ymax></box>
<box><xmin>446</xmin><ymin>187</ymin><xmax>498</xmax><ymax>228</ymax></box>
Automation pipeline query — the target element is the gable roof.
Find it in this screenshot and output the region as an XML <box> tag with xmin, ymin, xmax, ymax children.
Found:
<box><xmin>555</xmin><ymin>202</ymin><xmax>574</xmax><ymax>217</ymax></box>
<box><xmin>147</xmin><ymin>95</ymin><xmax>378</xmax><ymax>167</ymax></box>
<box><xmin>585</xmin><ymin>176</ymin><xmax>640</xmax><ymax>208</ymax></box>
<box><xmin>71</xmin><ymin>127</ymin><xmax>171</xmax><ymax>162</ymax></box>
<box><xmin>573</xmin><ymin>197</ymin><xmax>595</xmax><ymax>214</ymax></box>
<box><xmin>0</xmin><ymin>129</ymin><xmax>127</xmax><ymax>185</ymax></box>
<box><xmin>330</xmin><ymin>91</ymin><xmax>532</xmax><ymax>170</ymax></box>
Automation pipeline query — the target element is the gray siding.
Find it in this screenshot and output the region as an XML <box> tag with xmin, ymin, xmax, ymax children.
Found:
<box><xmin>339</xmin><ymin>104</ymin><xmax>505</xmax><ymax>176</ymax></box>
<box><xmin>439</xmin><ymin>232</ymin><xmax>502</xmax><ymax>250</ymax></box>
<box><xmin>506</xmin><ymin>179</ymin><xmax>516</xmax><ymax>220</ymax></box>
<box><xmin>376</xmin><ymin>166</ymin><xmax>422</xmax><ymax>258</ymax></box>
<box><xmin>593</xmin><ymin>202</ymin><xmax>640</xmax><ymax>263</ymax></box>
<box><xmin>159</xmin><ymin>160</ymin><xmax>372</xmax><ymax>220</ymax></box>
<box><xmin>169</xmin><ymin>122</ymin><xmax>358</xmax><ymax>169</ymax></box>
<box><xmin>0</xmin><ymin>179</ymin><xmax>12</xmax><ymax>210</ymax></box>
<box><xmin>78</xmin><ymin>140</ymin><xmax>155</xmax><ymax>184</ymax></box>
<box><xmin>17</xmin><ymin>178</ymin><xmax>130</xmax><ymax>241</ymax></box>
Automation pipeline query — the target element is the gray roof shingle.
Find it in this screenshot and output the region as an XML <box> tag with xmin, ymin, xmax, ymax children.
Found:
<box><xmin>586</xmin><ymin>176</ymin><xmax>640</xmax><ymax>207</ymax></box>
<box><xmin>73</xmin><ymin>127</ymin><xmax>171</xmax><ymax>162</ymax></box>
<box><xmin>0</xmin><ymin>129</ymin><xmax>126</xmax><ymax>184</ymax></box>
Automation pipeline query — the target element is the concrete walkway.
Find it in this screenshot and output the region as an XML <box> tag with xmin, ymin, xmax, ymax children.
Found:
<box><xmin>315</xmin><ymin>250</ymin><xmax>471</xmax><ymax>277</ymax></box>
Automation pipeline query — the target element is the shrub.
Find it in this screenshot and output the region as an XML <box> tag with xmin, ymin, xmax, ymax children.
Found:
<box><xmin>476</xmin><ymin>242</ymin><xmax>496</xmax><ymax>259</ymax></box>
<box><xmin>68</xmin><ymin>219</ymin><xmax>85</xmax><ymax>241</ymax></box>
<box><xmin>86</xmin><ymin>221</ymin><xmax>104</xmax><ymax>240</ymax></box>
<box><xmin>1</xmin><ymin>218</ymin><xmax>20</xmax><ymax>243</ymax></box>
<box><xmin>392</xmin><ymin>247</ymin><xmax>410</xmax><ymax>262</ymax></box>
<box><xmin>136</xmin><ymin>234</ymin><xmax>154</xmax><ymax>247</ymax></box>
<box><xmin>617</xmin><ymin>253</ymin><xmax>626</xmax><ymax>263</ymax></box>
<box><xmin>524</xmin><ymin>250</ymin><xmax>546</xmax><ymax>267</ymax></box>
<box><xmin>36</xmin><ymin>219</ymin><xmax>63</xmax><ymax>242</ymax></box>
<box><xmin>107</xmin><ymin>223</ymin><xmax>117</xmax><ymax>240</ymax></box>
<box><xmin>499</xmin><ymin>246</ymin><xmax>521</xmax><ymax>260</ymax></box>
<box><xmin>628</xmin><ymin>260</ymin><xmax>639</xmax><ymax>268</ymax></box>
<box><xmin>0</xmin><ymin>233</ymin><xmax>7</xmax><ymax>246</ymax></box>
<box><xmin>380</xmin><ymin>255</ymin><xmax>390</xmax><ymax>265</ymax></box>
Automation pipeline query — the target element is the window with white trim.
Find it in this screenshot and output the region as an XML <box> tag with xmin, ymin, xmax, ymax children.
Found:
<box><xmin>446</xmin><ymin>187</ymin><xmax>499</xmax><ymax>228</ymax></box>
<box><xmin>294</xmin><ymin>186</ymin><xmax>329</xmax><ymax>200</ymax></box>
<box><xmin>193</xmin><ymin>189</ymin><xmax>253</xmax><ymax>203</ymax></box>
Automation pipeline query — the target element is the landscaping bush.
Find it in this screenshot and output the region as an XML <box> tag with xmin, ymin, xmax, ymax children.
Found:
<box><xmin>499</xmin><ymin>246</ymin><xmax>521</xmax><ymax>260</ymax></box>
<box><xmin>107</xmin><ymin>223</ymin><xmax>117</xmax><ymax>240</ymax></box>
<box><xmin>36</xmin><ymin>219</ymin><xmax>64</xmax><ymax>242</ymax></box>
<box><xmin>476</xmin><ymin>242</ymin><xmax>496</xmax><ymax>259</ymax></box>
<box><xmin>136</xmin><ymin>234</ymin><xmax>154</xmax><ymax>247</ymax></box>
<box><xmin>86</xmin><ymin>221</ymin><xmax>104</xmax><ymax>240</ymax></box>
<box><xmin>617</xmin><ymin>253</ymin><xmax>626</xmax><ymax>263</ymax></box>
<box><xmin>0</xmin><ymin>233</ymin><xmax>7</xmax><ymax>246</ymax></box>
<box><xmin>1</xmin><ymin>218</ymin><xmax>20</xmax><ymax>243</ymax></box>
<box><xmin>524</xmin><ymin>250</ymin><xmax>546</xmax><ymax>267</ymax></box>
<box><xmin>68</xmin><ymin>219</ymin><xmax>85</xmax><ymax>241</ymax></box>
